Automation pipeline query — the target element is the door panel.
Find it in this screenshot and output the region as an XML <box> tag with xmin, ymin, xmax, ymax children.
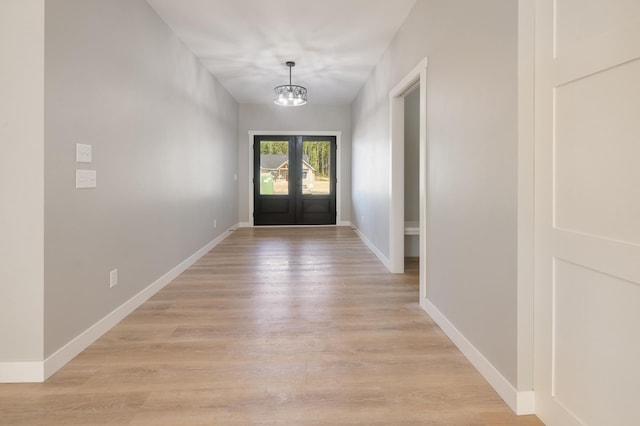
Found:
<box><xmin>296</xmin><ymin>137</ymin><xmax>336</xmax><ymax>225</ymax></box>
<box><xmin>254</xmin><ymin>135</ymin><xmax>336</xmax><ymax>226</ymax></box>
<box><xmin>534</xmin><ymin>1</ymin><xmax>640</xmax><ymax>424</ymax></box>
<box><xmin>254</xmin><ymin>137</ymin><xmax>294</xmax><ymax>225</ymax></box>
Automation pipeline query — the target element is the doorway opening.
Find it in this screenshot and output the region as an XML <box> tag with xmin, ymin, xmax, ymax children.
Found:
<box><xmin>404</xmin><ymin>85</ymin><xmax>420</xmax><ymax>260</ymax></box>
<box><xmin>251</xmin><ymin>133</ymin><xmax>339</xmax><ymax>226</ymax></box>
<box><xmin>389</xmin><ymin>57</ymin><xmax>428</xmax><ymax>309</ymax></box>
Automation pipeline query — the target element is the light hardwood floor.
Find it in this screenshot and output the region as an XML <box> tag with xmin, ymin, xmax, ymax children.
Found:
<box><xmin>0</xmin><ymin>227</ymin><xmax>543</xmax><ymax>425</ymax></box>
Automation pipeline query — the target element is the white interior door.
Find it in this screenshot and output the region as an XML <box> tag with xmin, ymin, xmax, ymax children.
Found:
<box><xmin>534</xmin><ymin>1</ymin><xmax>640</xmax><ymax>425</ymax></box>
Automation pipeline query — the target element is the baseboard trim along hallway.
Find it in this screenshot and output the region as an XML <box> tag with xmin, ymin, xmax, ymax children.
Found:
<box><xmin>424</xmin><ymin>299</ymin><xmax>536</xmax><ymax>415</ymax></box>
<box><xmin>0</xmin><ymin>225</ymin><xmax>239</xmax><ymax>384</ymax></box>
<box><xmin>352</xmin><ymin>226</ymin><xmax>392</xmax><ymax>271</ymax></box>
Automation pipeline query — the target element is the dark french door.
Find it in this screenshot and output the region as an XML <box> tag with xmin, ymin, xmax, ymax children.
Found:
<box><xmin>253</xmin><ymin>135</ymin><xmax>337</xmax><ymax>226</ymax></box>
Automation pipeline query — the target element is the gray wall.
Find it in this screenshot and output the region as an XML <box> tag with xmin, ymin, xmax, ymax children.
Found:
<box><xmin>0</xmin><ymin>0</ymin><xmax>45</xmax><ymax>362</ymax></box>
<box><xmin>404</xmin><ymin>88</ymin><xmax>420</xmax><ymax>257</ymax></box>
<box><xmin>44</xmin><ymin>0</ymin><xmax>239</xmax><ymax>357</ymax></box>
<box><xmin>404</xmin><ymin>88</ymin><xmax>420</xmax><ymax>222</ymax></box>
<box><xmin>238</xmin><ymin>104</ymin><xmax>352</xmax><ymax>224</ymax></box>
<box><xmin>351</xmin><ymin>0</ymin><xmax>519</xmax><ymax>386</ymax></box>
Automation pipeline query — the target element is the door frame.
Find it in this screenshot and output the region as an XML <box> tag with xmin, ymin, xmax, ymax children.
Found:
<box><xmin>389</xmin><ymin>58</ymin><xmax>428</xmax><ymax>306</ymax></box>
<box><xmin>248</xmin><ymin>131</ymin><xmax>343</xmax><ymax>227</ymax></box>
<box><xmin>517</xmin><ymin>0</ymin><xmax>536</xmax><ymax>413</ymax></box>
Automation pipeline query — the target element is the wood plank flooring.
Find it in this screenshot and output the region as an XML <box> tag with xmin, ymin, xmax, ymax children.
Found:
<box><xmin>0</xmin><ymin>227</ymin><xmax>543</xmax><ymax>425</ymax></box>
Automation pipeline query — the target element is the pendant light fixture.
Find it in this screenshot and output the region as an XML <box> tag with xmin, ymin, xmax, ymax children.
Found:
<box><xmin>274</xmin><ymin>61</ymin><xmax>307</xmax><ymax>106</ymax></box>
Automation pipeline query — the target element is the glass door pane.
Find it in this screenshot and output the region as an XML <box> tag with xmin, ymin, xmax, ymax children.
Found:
<box><xmin>259</xmin><ymin>140</ymin><xmax>289</xmax><ymax>195</ymax></box>
<box><xmin>301</xmin><ymin>140</ymin><xmax>331</xmax><ymax>195</ymax></box>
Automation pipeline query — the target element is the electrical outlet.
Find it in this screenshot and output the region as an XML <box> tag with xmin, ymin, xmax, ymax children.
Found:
<box><xmin>110</xmin><ymin>269</ymin><xmax>118</xmax><ymax>288</ymax></box>
<box><xmin>214</xmin><ymin>219</ymin><xmax>217</xmax><ymax>228</ymax></box>
<box><xmin>76</xmin><ymin>169</ymin><xmax>97</xmax><ymax>189</ymax></box>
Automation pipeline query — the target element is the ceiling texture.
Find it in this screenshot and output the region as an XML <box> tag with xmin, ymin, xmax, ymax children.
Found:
<box><xmin>146</xmin><ymin>0</ymin><xmax>417</xmax><ymax>105</ymax></box>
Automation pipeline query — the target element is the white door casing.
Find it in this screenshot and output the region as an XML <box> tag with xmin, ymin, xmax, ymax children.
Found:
<box><xmin>389</xmin><ymin>57</ymin><xmax>428</xmax><ymax>277</ymax></box>
<box><xmin>389</xmin><ymin>57</ymin><xmax>428</xmax><ymax>310</ymax></box>
<box><xmin>534</xmin><ymin>1</ymin><xmax>640</xmax><ymax>425</ymax></box>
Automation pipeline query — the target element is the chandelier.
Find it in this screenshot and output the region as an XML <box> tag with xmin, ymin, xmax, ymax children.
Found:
<box><xmin>274</xmin><ymin>61</ymin><xmax>307</xmax><ymax>106</ymax></box>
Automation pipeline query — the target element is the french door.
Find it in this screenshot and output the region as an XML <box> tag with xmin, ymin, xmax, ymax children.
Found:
<box><xmin>253</xmin><ymin>135</ymin><xmax>336</xmax><ymax>226</ymax></box>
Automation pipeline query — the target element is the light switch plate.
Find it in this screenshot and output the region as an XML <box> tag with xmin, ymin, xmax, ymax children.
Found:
<box><xmin>76</xmin><ymin>144</ymin><xmax>92</xmax><ymax>163</ymax></box>
<box><xmin>76</xmin><ymin>170</ymin><xmax>97</xmax><ymax>189</ymax></box>
<box><xmin>110</xmin><ymin>269</ymin><xmax>118</xmax><ymax>288</ymax></box>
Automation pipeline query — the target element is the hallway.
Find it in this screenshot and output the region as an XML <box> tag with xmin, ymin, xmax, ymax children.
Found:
<box><xmin>0</xmin><ymin>227</ymin><xmax>542</xmax><ymax>425</ymax></box>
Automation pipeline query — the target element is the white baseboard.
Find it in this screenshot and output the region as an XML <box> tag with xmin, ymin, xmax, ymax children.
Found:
<box><xmin>352</xmin><ymin>226</ymin><xmax>391</xmax><ymax>270</ymax></box>
<box><xmin>517</xmin><ymin>390</ymin><xmax>536</xmax><ymax>415</ymax></box>
<box><xmin>338</xmin><ymin>221</ymin><xmax>352</xmax><ymax>227</ymax></box>
<box><xmin>423</xmin><ymin>299</ymin><xmax>535</xmax><ymax>415</ymax></box>
<box><xmin>238</xmin><ymin>222</ymin><xmax>252</xmax><ymax>228</ymax></box>
<box><xmin>0</xmin><ymin>362</ymin><xmax>44</xmax><ymax>383</ymax></box>
<box><xmin>0</xmin><ymin>227</ymin><xmax>237</xmax><ymax>384</ymax></box>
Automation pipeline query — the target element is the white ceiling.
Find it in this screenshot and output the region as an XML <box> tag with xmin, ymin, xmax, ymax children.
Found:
<box><xmin>146</xmin><ymin>0</ymin><xmax>417</xmax><ymax>105</ymax></box>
